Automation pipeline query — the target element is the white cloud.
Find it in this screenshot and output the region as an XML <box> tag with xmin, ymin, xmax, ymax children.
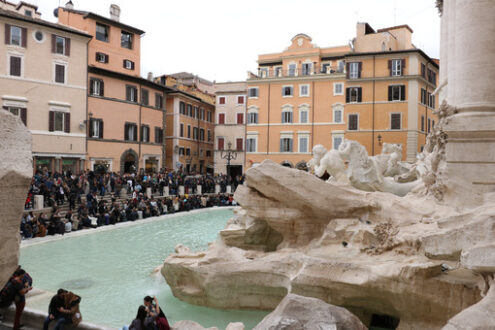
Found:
<box><xmin>35</xmin><ymin>0</ymin><xmax>440</xmax><ymax>82</ymax></box>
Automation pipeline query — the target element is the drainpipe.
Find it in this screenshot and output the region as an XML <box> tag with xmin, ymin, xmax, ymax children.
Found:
<box><xmin>267</xmin><ymin>83</ymin><xmax>271</xmax><ymax>155</ymax></box>
<box><xmin>311</xmin><ymin>80</ymin><xmax>315</xmax><ymax>150</ymax></box>
<box><xmin>138</xmin><ymin>83</ymin><xmax>142</xmax><ymax>172</ymax></box>
<box><xmin>372</xmin><ymin>55</ymin><xmax>376</xmax><ymax>156</ymax></box>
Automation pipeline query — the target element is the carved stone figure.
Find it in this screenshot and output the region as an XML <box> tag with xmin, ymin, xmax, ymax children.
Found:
<box><xmin>307</xmin><ymin>144</ymin><xmax>349</xmax><ymax>184</ymax></box>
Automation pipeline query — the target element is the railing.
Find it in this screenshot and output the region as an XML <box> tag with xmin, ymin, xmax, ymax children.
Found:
<box><xmin>251</xmin><ymin>65</ymin><xmax>346</xmax><ymax>79</ymax></box>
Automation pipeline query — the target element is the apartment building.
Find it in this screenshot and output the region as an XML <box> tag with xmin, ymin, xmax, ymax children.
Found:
<box><xmin>245</xmin><ymin>23</ymin><xmax>438</xmax><ymax>169</ymax></box>
<box><xmin>57</xmin><ymin>3</ymin><xmax>168</xmax><ymax>173</ymax></box>
<box><xmin>214</xmin><ymin>82</ymin><xmax>247</xmax><ymax>177</ymax></box>
<box><xmin>157</xmin><ymin>74</ymin><xmax>215</xmax><ymax>174</ymax></box>
<box><xmin>0</xmin><ymin>2</ymin><xmax>91</xmax><ymax>174</ymax></box>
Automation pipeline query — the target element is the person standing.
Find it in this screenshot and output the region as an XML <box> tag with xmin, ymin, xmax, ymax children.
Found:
<box><xmin>0</xmin><ymin>268</ymin><xmax>32</xmax><ymax>330</ymax></box>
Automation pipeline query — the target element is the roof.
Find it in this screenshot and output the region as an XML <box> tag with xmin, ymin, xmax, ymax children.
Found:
<box><xmin>59</xmin><ymin>7</ymin><xmax>145</xmax><ymax>35</ymax></box>
<box><xmin>291</xmin><ymin>33</ymin><xmax>312</xmax><ymax>41</ymax></box>
<box><xmin>168</xmin><ymin>72</ymin><xmax>214</xmax><ymax>86</ymax></box>
<box><xmin>88</xmin><ymin>66</ymin><xmax>173</xmax><ymax>92</ymax></box>
<box><xmin>15</xmin><ymin>1</ymin><xmax>37</xmax><ymax>10</ymax></box>
<box><xmin>377</xmin><ymin>24</ymin><xmax>414</xmax><ymax>34</ymax></box>
<box><xmin>345</xmin><ymin>48</ymin><xmax>439</xmax><ymax>69</ymax></box>
<box><xmin>166</xmin><ymin>88</ymin><xmax>215</xmax><ymax>107</ymax></box>
<box><xmin>0</xmin><ymin>8</ymin><xmax>91</xmax><ymax>38</ymax></box>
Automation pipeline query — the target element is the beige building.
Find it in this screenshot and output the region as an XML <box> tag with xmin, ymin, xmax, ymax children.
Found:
<box><xmin>214</xmin><ymin>81</ymin><xmax>246</xmax><ymax>177</ymax></box>
<box><xmin>0</xmin><ymin>2</ymin><xmax>91</xmax><ymax>174</ymax></box>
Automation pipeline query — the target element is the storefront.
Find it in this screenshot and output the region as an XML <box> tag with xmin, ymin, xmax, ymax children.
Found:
<box><xmin>144</xmin><ymin>156</ymin><xmax>159</xmax><ymax>173</ymax></box>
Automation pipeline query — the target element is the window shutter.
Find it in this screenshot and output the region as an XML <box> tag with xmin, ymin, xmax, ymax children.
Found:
<box><xmin>401</xmin><ymin>59</ymin><xmax>406</xmax><ymax>70</ymax></box>
<box><xmin>5</xmin><ymin>24</ymin><xmax>10</xmax><ymax>44</ymax></box>
<box><xmin>388</xmin><ymin>60</ymin><xmax>392</xmax><ymax>76</ymax></box>
<box><xmin>280</xmin><ymin>139</ymin><xmax>283</xmax><ymax>152</ymax></box>
<box><xmin>289</xmin><ymin>139</ymin><xmax>293</xmax><ymax>152</ymax></box>
<box><xmin>99</xmin><ymin>120</ymin><xmax>103</xmax><ymax>139</ymax></box>
<box><xmin>140</xmin><ymin>125</ymin><xmax>143</xmax><ymax>142</ymax></box>
<box><xmin>89</xmin><ymin>119</ymin><xmax>94</xmax><ymax>137</ymax></box>
<box><xmin>155</xmin><ymin>127</ymin><xmax>159</xmax><ymax>143</ymax></box>
<box><xmin>49</xmin><ymin>111</ymin><xmax>55</xmax><ymax>132</ymax></box>
<box><xmin>358</xmin><ymin>62</ymin><xmax>362</xmax><ymax>78</ymax></box>
<box><xmin>357</xmin><ymin>88</ymin><xmax>362</xmax><ymax>102</ymax></box>
<box><xmin>401</xmin><ymin>85</ymin><xmax>406</xmax><ymax>101</ymax></box>
<box><xmin>126</xmin><ymin>86</ymin><xmax>130</xmax><ymax>100</ymax></box>
<box><xmin>104</xmin><ymin>54</ymin><xmax>109</xmax><ymax>63</ymax></box>
<box><xmin>65</xmin><ymin>38</ymin><xmax>71</xmax><ymax>56</ymax></box>
<box><xmin>21</xmin><ymin>27</ymin><xmax>27</xmax><ymax>47</ymax></box>
<box><xmin>89</xmin><ymin>79</ymin><xmax>94</xmax><ymax>94</ymax></box>
<box><xmin>20</xmin><ymin>108</ymin><xmax>27</xmax><ymax>125</ymax></box>
<box><xmin>237</xmin><ymin>113</ymin><xmax>243</xmax><ymax>124</ymax></box>
<box><xmin>345</xmin><ymin>63</ymin><xmax>349</xmax><ymax>79</ymax></box>
<box><xmin>51</xmin><ymin>34</ymin><xmax>56</xmax><ymax>53</ymax></box>
<box><xmin>100</xmin><ymin>80</ymin><xmax>104</xmax><ymax>96</ymax></box>
<box><xmin>124</xmin><ymin>123</ymin><xmax>128</xmax><ymax>140</ymax></box>
<box><xmin>133</xmin><ymin>124</ymin><xmax>137</xmax><ymax>141</ymax></box>
<box><xmin>123</xmin><ymin>60</ymin><xmax>126</xmax><ymax>68</ymax></box>
<box><xmin>388</xmin><ymin>86</ymin><xmax>392</xmax><ymax>101</ymax></box>
<box><xmin>64</xmin><ymin>113</ymin><xmax>70</xmax><ymax>133</ymax></box>
<box><xmin>131</xmin><ymin>61</ymin><xmax>135</xmax><ymax>70</ymax></box>
<box><xmin>345</xmin><ymin>88</ymin><xmax>350</xmax><ymax>103</ymax></box>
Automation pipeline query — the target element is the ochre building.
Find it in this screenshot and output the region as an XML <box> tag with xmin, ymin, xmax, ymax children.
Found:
<box><xmin>246</xmin><ymin>23</ymin><xmax>438</xmax><ymax>169</ymax></box>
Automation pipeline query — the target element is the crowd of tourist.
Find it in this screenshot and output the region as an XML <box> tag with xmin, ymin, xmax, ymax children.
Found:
<box><xmin>20</xmin><ymin>168</ymin><xmax>244</xmax><ymax>240</ymax></box>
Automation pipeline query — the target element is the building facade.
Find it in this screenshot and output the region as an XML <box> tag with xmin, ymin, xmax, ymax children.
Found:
<box><xmin>57</xmin><ymin>4</ymin><xmax>167</xmax><ymax>173</ymax></box>
<box><xmin>246</xmin><ymin>23</ymin><xmax>438</xmax><ymax>170</ymax></box>
<box><xmin>214</xmin><ymin>82</ymin><xmax>246</xmax><ymax>177</ymax></box>
<box><xmin>0</xmin><ymin>3</ymin><xmax>91</xmax><ymax>174</ymax></box>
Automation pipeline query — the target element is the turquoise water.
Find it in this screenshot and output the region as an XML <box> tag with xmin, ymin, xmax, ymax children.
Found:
<box><xmin>20</xmin><ymin>209</ymin><xmax>269</xmax><ymax>329</ymax></box>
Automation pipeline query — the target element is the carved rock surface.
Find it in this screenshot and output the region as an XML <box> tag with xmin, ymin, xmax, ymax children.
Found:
<box><xmin>0</xmin><ymin>111</ymin><xmax>32</xmax><ymax>287</ymax></box>
<box><xmin>171</xmin><ymin>320</ymin><xmax>218</xmax><ymax>330</ymax></box>
<box><xmin>460</xmin><ymin>243</ymin><xmax>495</xmax><ymax>273</ymax></box>
<box><xmin>253</xmin><ymin>294</ymin><xmax>366</xmax><ymax>330</ymax></box>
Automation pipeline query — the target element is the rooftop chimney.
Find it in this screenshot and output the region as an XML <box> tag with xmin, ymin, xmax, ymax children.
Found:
<box><xmin>109</xmin><ymin>4</ymin><xmax>120</xmax><ymax>21</ymax></box>
<box><xmin>65</xmin><ymin>1</ymin><xmax>74</xmax><ymax>9</ymax></box>
<box><xmin>147</xmin><ymin>72</ymin><xmax>153</xmax><ymax>81</ymax></box>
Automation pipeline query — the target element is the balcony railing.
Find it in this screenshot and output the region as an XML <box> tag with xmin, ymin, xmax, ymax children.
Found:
<box><xmin>251</xmin><ymin>65</ymin><xmax>346</xmax><ymax>79</ymax></box>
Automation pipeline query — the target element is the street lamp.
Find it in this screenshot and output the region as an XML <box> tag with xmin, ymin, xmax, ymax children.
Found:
<box><xmin>221</xmin><ymin>142</ymin><xmax>237</xmax><ymax>179</ymax></box>
<box><xmin>377</xmin><ymin>134</ymin><xmax>382</xmax><ymax>146</ymax></box>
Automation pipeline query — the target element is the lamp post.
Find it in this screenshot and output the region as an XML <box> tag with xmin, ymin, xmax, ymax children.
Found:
<box><xmin>221</xmin><ymin>142</ymin><xmax>237</xmax><ymax>179</ymax></box>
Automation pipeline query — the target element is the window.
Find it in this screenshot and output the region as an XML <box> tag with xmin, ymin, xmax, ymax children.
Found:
<box><xmin>247</xmin><ymin>112</ymin><xmax>258</xmax><ymax>124</ymax></box>
<box><xmin>282</xmin><ymin>86</ymin><xmax>293</xmax><ymax>97</ymax></box>
<box><xmin>90</xmin><ymin>78</ymin><xmax>104</xmax><ymax>96</ymax></box>
<box><xmin>218</xmin><ymin>137</ymin><xmax>224</xmax><ymax>150</ymax></box>
<box><xmin>89</xmin><ymin>119</ymin><xmax>103</xmax><ymax>138</ymax></box>
<box><xmin>218</xmin><ymin>96</ymin><xmax>226</xmax><ymax>105</ymax></box>
<box><xmin>9</xmin><ymin>56</ymin><xmax>21</xmax><ymax>77</ymax></box>
<box><xmin>54</xmin><ymin>64</ymin><xmax>65</xmax><ymax>84</ymax></box>
<box><xmin>34</xmin><ymin>31</ymin><xmax>43</xmax><ymax>42</ymax></box>
<box><xmin>237</xmin><ymin>96</ymin><xmax>244</xmax><ymax>104</ymax></box>
<box><xmin>199</xmin><ymin>129</ymin><xmax>205</xmax><ymax>141</ymax></box>
<box><xmin>333</xmin><ymin>108</ymin><xmax>343</xmax><ymax>123</ymax></box>
<box><xmin>236</xmin><ymin>138</ymin><xmax>243</xmax><ymax>151</ymax></box>
<box><xmin>421</xmin><ymin>63</ymin><xmax>426</xmax><ymax>78</ymax></box>
<box><xmin>206</xmin><ymin>150</ymin><xmax>211</xmax><ymax>157</ymax></box>
<box><xmin>3</xmin><ymin>107</ymin><xmax>26</xmax><ymax>125</ymax></box>
<box><xmin>200</xmin><ymin>108</ymin><xmax>205</xmax><ymax>120</ymax></box>
<box><xmin>121</xmin><ymin>31</ymin><xmax>133</xmax><ymax>49</ymax></box>
<box><xmin>432</xmin><ymin>120</ymin><xmax>435</xmax><ymax>129</ymax></box>
<box><xmin>391</xmin><ymin>113</ymin><xmax>401</xmax><ymax>130</ymax></box>
<box><xmin>123</xmin><ymin>60</ymin><xmax>134</xmax><ymax>70</ymax></box>
<box><xmin>49</xmin><ymin>111</ymin><xmax>70</xmax><ymax>133</ymax></box>
<box><xmin>428</xmin><ymin>93</ymin><xmax>436</xmax><ymax>108</ymax></box>
<box><xmin>124</xmin><ymin>123</ymin><xmax>137</xmax><ymax>141</ymax></box>
<box><xmin>218</xmin><ymin>113</ymin><xmax>225</xmax><ymax>124</ymax></box>
<box><xmin>126</xmin><ymin>85</ymin><xmax>137</xmax><ymax>102</ymax></box>
<box><xmin>180</xmin><ymin>123</ymin><xmax>184</xmax><ymax>137</ymax></box>
<box><xmin>237</xmin><ymin>113</ymin><xmax>244</xmax><ymax>124</ymax></box>
<box><xmin>421</xmin><ymin>88</ymin><xmax>427</xmax><ymax>105</ymax></box>
<box><xmin>299</xmin><ymin>84</ymin><xmax>309</xmax><ymax>97</ymax></box>
<box><xmin>301</xmin><ymin>63</ymin><xmax>312</xmax><ymax>75</ymax></box>
<box><xmin>187</xmin><ymin>125</ymin><xmax>191</xmax><ymax>138</ymax></box>
<box><xmin>338</xmin><ymin>60</ymin><xmax>345</xmax><ymax>73</ymax></box>
<box><xmin>346</xmin><ymin>87</ymin><xmax>362</xmax><ymax>103</ymax></box>
<box><xmin>96</xmin><ymin>23</ymin><xmax>109</xmax><ymax>42</ymax></box>
<box><xmin>274</xmin><ymin>66</ymin><xmax>282</xmax><ymax>77</ymax></box>
<box><xmin>388</xmin><ymin>85</ymin><xmax>406</xmax><ymax>101</ymax></box>
<box><xmin>259</xmin><ymin>67</ymin><xmax>268</xmax><ymax>78</ymax></box>
<box><xmin>208</xmin><ymin>129</ymin><xmax>211</xmax><ymax>142</ymax></box>
<box><xmin>288</xmin><ymin>63</ymin><xmax>297</xmax><ymax>76</ymax></box>
<box><xmin>193</xmin><ymin>127</ymin><xmax>198</xmax><ymax>140</ymax></box>
<box><xmin>9</xmin><ymin>25</ymin><xmax>23</xmax><ymax>46</ymax></box>
<box><xmin>207</xmin><ymin>111</ymin><xmax>212</xmax><ymax>122</ymax></box>
<box><xmin>141</xmin><ymin>89</ymin><xmax>149</xmax><ymax>106</ymax></box>
<box><xmin>187</xmin><ymin>104</ymin><xmax>193</xmax><ymax>117</ymax></box>
<box><xmin>140</xmin><ymin>125</ymin><xmax>150</xmax><ymax>142</ymax></box>
<box><xmin>348</xmin><ymin>114</ymin><xmax>358</xmax><ymax>131</ymax></box>
<box><xmin>186</xmin><ymin>148</ymin><xmax>191</xmax><ymax>156</ymax></box>
<box><xmin>428</xmin><ymin>118</ymin><xmax>431</xmax><ymax>133</ymax></box>
<box><xmin>180</xmin><ymin>102</ymin><xmax>186</xmax><ymax>115</ymax></box>
<box><xmin>299</xmin><ymin>109</ymin><xmax>308</xmax><ymax>123</ymax></box>
<box><xmin>246</xmin><ymin>137</ymin><xmax>257</xmax><ymax>152</ymax></box>
<box><xmin>421</xmin><ymin>116</ymin><xmax>425</xmax><ymax>132</ymax></box>
<box><xmin>334</xmin><ymin>83</ymin><xmax>343</xmax><ymax>95</ymax></box>
<box><xmin>54</xmin><ymin>36</ymin><xmax>68</xmax><ymax>55</ymax></box>
<box><xmin>194</xmin><ymin>107</ymin><xmax>199</xmax><ymax>119</ymax></box>
<box><xmin>389</xmin><ymin>59</ymin><xmax>404</xmax><ymax>76</ymax></box>
<box><xmin>280</xmin><ymin>137</ymin><xmax>293</xmax><ymax>152</ymax></box>
<box><xmin>154</xmin><ymin>127</ymin><xmax>163</xmax><ymax>143</ymax></box>
<box><xmin>179</xmin><ymin>148</ymin><xmax>185</xmax><ymax>156</ymax></box>
<box><xmin>24</xmin><ymin>10</ymin><xmax>32</xmax><ymax>17</ymax></box>
<box><xmin>299</xmin><ymin>136</ymin><xmax>308</xmax><ymax>153</ymax></box>
<box><xmin>427</xmin><ymin>69</ymin><xmax>437</xmax><ymax>85</ymax></box>
<box><xmin>155</xmin><ymin>93</ymin><xmax>163</xmax><ymax>109</ymax></box>
<box><xmin>333</xmin><ymin>135</ymin><xmax>343</xmax><ymax>150</ymax></box>
<box><xmin>281</xmin><ymin>110</ymin><xmax>293</xmax><ymax>124</ymax></box>
<box><xmin>95</xmin><ymin>52</ymin><xmax>108</xmax><ymax>63</ymax></box>
<box><xmin>321</xmin><ymin>62</ymin><xmax>331</xmax><ymax>74</ymax></box>
<box><xmin>248</xmin><ymin>87</ymin><xmax>259</xmax><ymax>98</ymax></box>
<box><xmin>348</xmin><ymin>62</ymin><xmax>361</xmax><ymax>79</ymax></box>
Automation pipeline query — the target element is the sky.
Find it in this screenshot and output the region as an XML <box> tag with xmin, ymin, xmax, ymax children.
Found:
<box><xmin>32</xmin><ymin>0</ymin><xmax>440</xmax><ymax>82</ymax></box>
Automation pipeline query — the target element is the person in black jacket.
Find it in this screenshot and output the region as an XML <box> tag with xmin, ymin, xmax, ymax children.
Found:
<box><xmin>43</xmin><ymin>289</ymin><xmax>71</xmax><ymax>330</ymax></box>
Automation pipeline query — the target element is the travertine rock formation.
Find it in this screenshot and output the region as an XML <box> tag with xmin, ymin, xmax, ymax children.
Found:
<box><xmin>0</xmin><ymin>111</ymin><xmax>32</xmax><ymax>286</ymax></box>
<box><xmin>253</xmin><ymin>294</ymin><xmax>366</xmax><ymax>330</ymax></box>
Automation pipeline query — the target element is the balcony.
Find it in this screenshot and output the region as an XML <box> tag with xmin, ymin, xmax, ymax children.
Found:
<box><xmin>249</xmin><ymin>64</ymin><xmax>346</xmax><ymax>80</ymax></box>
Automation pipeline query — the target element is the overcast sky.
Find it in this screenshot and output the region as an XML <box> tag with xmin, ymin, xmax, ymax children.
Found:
<box><xmin>34</xmin><ymin>0</ymin><xmax>440</xmax><ymax>82</ymax></box>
